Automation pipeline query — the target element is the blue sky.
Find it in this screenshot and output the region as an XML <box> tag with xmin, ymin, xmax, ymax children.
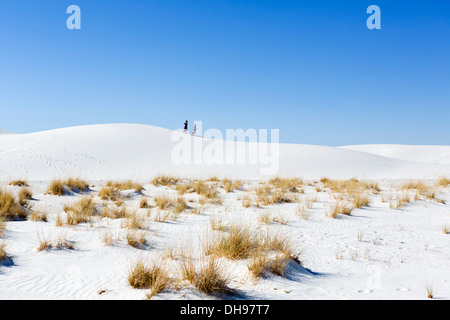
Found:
<box><xmin>0</xmin><ymin>0</ymin><xmax>449</xmax><ymax>146</ymax></box>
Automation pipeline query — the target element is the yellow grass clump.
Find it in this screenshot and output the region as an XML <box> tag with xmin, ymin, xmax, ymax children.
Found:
<box><xmin>179</xmin><ymin>256</ymin><xmax>233</xmax><ymax>295</ymax></box>
<box><xmin>0</xmin><ymin>189</ymin><xmax>28</xmax><ymax>221</ymax></box>
<box><xmin>151</xmin><ymin>175</ymin><xmax>180</xmax><ymax>187</ymax></box>
<box><xmin>437</xmin><ymin>177</ymin><xmax>450</xmax><ymax>188</ymax></box>
<box><xmin>46</xmin><ymin>178</ymin><xmax>90</xmax><ymax>196</ymax></box>
<box><xmin>64</xmin><ymin>197</ymin><xmax>97</xmax><ymax>225</ymax></box>
<box><xmin>128</xmin><ymin>259</ymin><xmax>169</xmax><ymax>292</ymax></box>
<box><xmin>9</xmin><ymin>180</ymin><xmax>28</xmax><ymax>187</ymax></box>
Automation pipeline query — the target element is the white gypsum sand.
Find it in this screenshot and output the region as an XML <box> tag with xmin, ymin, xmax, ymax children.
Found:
<box><xmin>0</xmin><ymin>124</ymin><xmax>449</xmax><ymax>300</ymax></box>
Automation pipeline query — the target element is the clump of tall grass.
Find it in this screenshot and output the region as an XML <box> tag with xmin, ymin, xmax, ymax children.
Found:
<box><xmin>18</xmin><ymin>188</ymin><xmax>33</xmax><ymax>206</ymax></box>
<box><xmin>9</xmin><ymin>180</ymin><xmax>28</xmax><ymax>187</ymax></box>
<box><xmin>151</xmin><ymin>175</ymin><xmax>180</xmax><ymax>187</ymax></box>
<box><xmin>139</xmin><ymin>197</ymin><xmax>151</xmax><ymax>209</ymax></box>
<box><xmin>437</xmin><ymin>177</ymin><xmax>450</xmax><ymax>188</ymax></box>
<box><xmin>247</xmin><ymin>232</ymin><xmax>298</xmax><ymax>279</ymax></box>
<box><xmin>105</xmin><ymin>180</ymin><xmax>143</xmax><ymax>192</ymax></box>
<box><xmin>322</xmin><ymin>178</ymin><xmax>380</xmax><ymax>195</ymax></box>
<box><xmin>0</xmin><ymin>189</ymin><xmax>28</xmax><ymax>221</ymax></box>
<box><xmin>329</xmin><ymin>201</ymin><xmax>354</xmax><ymax>219</ymax></box>
<box><xmin>222</xmin><ymin>179</ymin><xmax>243</xmax><ymax>193</ymax></box>
<box><xmin>128</xmin><ymin>259</ymin><xmax>169</xmax><ymax>292</ymax></box>
<box><xmin>389</xmin><ymin>193</ymin><xmax>412</xmax><ymax>210</ymax></box>
<box><xmin>46</xmin><ymin>178</ymin><xmax>90</xmax><ymax>196</ymax></box>
<box><xmin>64</xmin><ymin>197</ymin><xmax>97</xmax><ymax>225</ymax></box>
<box><xmin>268</xmin><ymin>177</ymin><xmax>303</xmax><ymax>192</ymax></box>
<box><xmin>204</xmin><ymin>225</ymin><xmax>295</xmax><ymax>268</ymax></box>
<box><xmin>99</xmin><ymin>181</ymin><xmax>143</xmax><ymax>201</ymax></box>
<box><xmin>352</xmin><ymin>193</ymin><xmax>371</xmax><ymax>209</ymax></box>
<box><xmin>29</xmin><ymin>210</ymin><xmax>48</xmax><ymax>222</ymax></box>
<box><xmin>37</xmin><ymin>232</ymin><xmax>74</xmax><ymax>251</ymax></box>
<box><xmin>204</xmin><ymin>225</ymin><xmax>258</xmax><ymax>260</ymax></box>
<box><xmin>122</xmin><ymin>211</ymin><xmax>149</xmax><ymax>230</ymax></box>
<box><xmin>154</xmin><ymin>194</ymin><xmax>188</xmax><ymax>214</ymax></box>
<box><xmin>98</xmin><ymin>185</ymin><xmax>121</xmax><ymax>201</ymax></box>
<box><xmin>101</xmin><ymin>206</ymin><xmax>130</xmax><ymax>220</ymax></box>
<box><xmin>179</xmin><ymin>256</ymin><xmax>233</xmax><ymax>295</ymax></box>
<box><xmin>126</xmin><ymin>230</ymin><xmax>148</xmax><ymax>249</ymax></box>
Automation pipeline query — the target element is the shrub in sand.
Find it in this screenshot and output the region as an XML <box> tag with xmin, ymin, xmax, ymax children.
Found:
<box><xmin>204</xmin><ymin>225</ymin><xmax>295</xmax><ymax>264</ymax></box>
<box><xmin>437</xmin><ymin>177</ymin><xmax>450</xmax><ymax>188</ymax></box>
<box><xmin>139</xmin><ymin>197</ymin><xmax>151</xmax><ymax>209</ymax></box>
<box><xmin>322</xmin><ymin>178</ymin><xmax>380</xmax><ymax>195</ymax></box>
<box><xmin>18</xmin><ymin>188</ymin><xmax>33</xmax><ymax>206</ymax></box>
<box><xmin>268</xmin><ymin>177</ymin><xmax>303</xmax><ymax>192</ymax></box>
<box><xmin>128</xmin><ymin>259</ymin><xmax>169</xmax><ymax>291</ymax></box>
<box><xmin>46</xmin><ymin>178</ymin><xmax>90</xmax><ymax>196</ymax></box>
<box><xmin>9</xmin><ymin>180</ymin><xmax>28</xmax><ymax>187</ymax></box>
<box><xmin>126</xmin><ymin>230</ymin><xmax>147</xmax><ymax>249</ymax></box>
<box><xmin>99</xmin><ymin>181</ymin><xmax>143</xmax><ymax>201</ymax></box>
<box><xmin>0</xmin><ymin>189</ymin><xmax>28</xmax><ymax>221</ymax></box>
<box><xmin>329</xmin><ymin>201</ymin><xmax>354</xmax><ymax>219</ymax></box>
<box><xmin>179</xmin><ymin>256</ymin><xmax>233</xmax><ymax>295</ymax></box>
<box><xmin>64</xmin><ymin>197</ymin><xmax>97</xmax><ymax>225</ymax></box>
<box><xmin>352</xmin><ymin>193</ymin><xmax>371</xmax><ymax>209</ymax></box>
<box><xmin>106</xmin><ymin>180</ymin><xmax>143</xmax><ymax>192</ymax></box>
<box><xmin>98</xmin><ymin>185</ymin><xmax>121</xmax><ymax>201</ymax></box>
<box><xmin>151</xmin><ymin>175</ymin><xmax>180</xmax><ymax>187</ymax></box>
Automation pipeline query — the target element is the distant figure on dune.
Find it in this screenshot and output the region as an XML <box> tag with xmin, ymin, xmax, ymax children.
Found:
<box><xmin>192</xmin><ymin>124</ymin><xmax>197</xmax><ymax>136</ymax></box>
<box><xmin>183</xmin><ymin>120</ymin><xmax>188</xmax><ymax>134</ymax></box>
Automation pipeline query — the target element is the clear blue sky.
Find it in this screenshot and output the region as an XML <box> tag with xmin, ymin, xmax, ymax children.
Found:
<box><xmin>0</xmin><ymin>0</ymin><xmax>449</xmax><ymax>146</ymax></box>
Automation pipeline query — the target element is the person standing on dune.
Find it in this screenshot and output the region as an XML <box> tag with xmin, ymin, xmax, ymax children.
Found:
<box><xmin>183</xmin><ymin>120</ymin><xmax>188</xmax><ymax>134</ymax></box>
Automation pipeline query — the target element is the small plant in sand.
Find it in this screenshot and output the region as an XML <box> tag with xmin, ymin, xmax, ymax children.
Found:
<box><xmin>37</xmin><ymin>232</ymin><xmax>74</xmax><ymax>251</ymax></box>
<box><xmin>179</xmin><ymin>256</ymin><xmax>233</xmax><ymax>295</ymax></box>
<box><xmin>241</xmin><ymin>193</ymin><xmax>252</xmax><ymax>208</ymax></box>
<box><xmin>139</xmin><ymin>197</ymin><xmax>151</xmax><ymax>209</ymax></box>
<box><xmin>46</xmin><ymin>178</ymin><xmax>90</xmax><ymax>196</ymax></box>
<box><xmin>128</xmin><ymin>258</ymin><xmax>170</xmax><ymax>293</ymax></box>
<box><xmin>437</xmin><ymin>177</ymin><xmax>450</xmax><ymax>188</ymax></box>
<box><xmin>268</xmin><ymin>177</ymin><xmax>303</xmax><ymax>192</ymax></box>
<box><xmin>0</xmin><ymin>189</ymin><xmax>28</xmax><ymax>221</ymax></box>
<box><xmin>329</xmin><ymin>201</ymin><xmax>354</xmax><ymax>219</ymax></box>
<box><xmin>442</xmin><ymin>225</ymin><xmax>450</xmax><ymax>235</ymax></box>
<box><xmin>425</xmin><ymin>282</ymin><xmax>436</xmax><ymax>299</ymax></box>
<box><xmin>100</xmin><ymin>230</ymin><xmax>118</xmax><ymax>246</ymax></box>
<box><xmin>122</xmin><ymin>212</ymin><xmax>149</xmax><ymax>230</ymax></box>
<box><xmin>352</xmin><ymin>193</ymin><xmax>370</xmax><ymax>209</ymax></box>
<box><xmin>18</xmin><ymin>188</ymin><xmax>33</xmax><ymax>206</ymax></box>
<box><xmin>64</xmin><ymin>197</ymin><xmax>97</xmax><ymax>225</ymax></box>
<box><xmin>29</xmin><ymin>209</ymin><xmax>48</xmax><ymax>222</ymax></box>
<box><xmin>151</xmin><ymin>175</ymin><xmax>180</xmax><ymax>187</ymax></box>
<box><xmin>154</xmin><ymin>194</ymin><xmax>173</xmax><ymax>210</ymax></box>
<box><xmin>106</xmin><ymin>180</ymin><xmax>144</xmax><ymax>192</ymax></box>
<box><xmin>126</xmin><ymin>230</ymin><xmax>148</xmax><ymax>249</ymax></box>
<box><xmin>98</xmin><ymin>186</ymin><xmax>121</xmax><ymax>201</ymax></box>
<box><xmin>9</xmin><ymin>180</ymin><xmax>28</xmax><ymax>187</ymax></box>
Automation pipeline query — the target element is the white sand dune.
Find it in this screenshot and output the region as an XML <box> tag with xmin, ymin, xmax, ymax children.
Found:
<box><xmin>1</xmin><ymin>123</ymin><xmax>449</xmax><ymax>181</ymax></box>
<box><xmin>0</xmin><ymin>129</ymin><xmax>14</xmax><ymax>135</ymax></box>
<box><xmin>340</xmin><ymin>144</ymin><xmax>450</xmax><ymax>165</ymax></box>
